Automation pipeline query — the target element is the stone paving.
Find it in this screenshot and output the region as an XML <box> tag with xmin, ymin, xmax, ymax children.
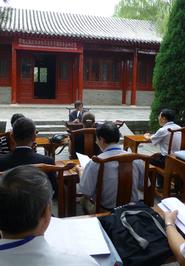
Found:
<box><xmin>0</xmin><ymin>104</ymin><xmax>150</xmax><ymax>121</ymax></box>
<box><xmin>1</xmin><ymin>103</ymin><xmax>158</xmax><ymax>157</ymax></box>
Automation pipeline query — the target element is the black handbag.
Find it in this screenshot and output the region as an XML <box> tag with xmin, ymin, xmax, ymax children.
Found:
<box><xmin>99</xmin><ymin>201</ymin><xmax>172</xmax><ymax>266</ymax></box>
<box><xmin>50</xmin><ymin>134</ymin><xmax>65</xmax><ymax>143</ymax></box>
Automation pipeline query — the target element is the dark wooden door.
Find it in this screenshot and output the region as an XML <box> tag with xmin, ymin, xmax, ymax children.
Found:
<box><xmin>34</xmin><ymin>55</ymin><xmax>56</xmax><ymax>99</ymax></box>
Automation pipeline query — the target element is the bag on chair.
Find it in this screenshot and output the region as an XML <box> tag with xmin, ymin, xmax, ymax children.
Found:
<box><xmin>50</xmin><ymin>134</ymin><xmax>66</xmax><ymax>143</ymax></box>
<box><xmin>99</xmin><ymin>201</ymin><xmax>172</xmax><ymax>266</ymax></box>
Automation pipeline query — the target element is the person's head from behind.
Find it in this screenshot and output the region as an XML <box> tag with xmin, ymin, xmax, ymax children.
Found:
<box><xmin>13</xmin><ymin>117</ymin><xmax>36</xmax><ymax>146</ymax></box>
<box><xmin>96</xmin><ymin>121</ymin><xmax>120</xmax><ymax>150</ymax></box>
<box><xmin>158</xmin><ymin>108</ymin><xmax>175</xmax><ymax>126</ymax></box>
<box><xmin>10</xmin><ymin>113</ymin><xmax>25</xmax><ymax>127</ymax></box>
<box><xmin>0</xmin><ymin>165</ymin><xmax>53</xmax><ymax>237</ymax></box>
<box><xmin>82</xmin><ymin>112</ymin><xmax>95</xmax><ymax>128</ymax></box>
<box><xmin>74</xmin><ymin>100</ymin><xmax>83</xmax><ymax>111</ymax></box>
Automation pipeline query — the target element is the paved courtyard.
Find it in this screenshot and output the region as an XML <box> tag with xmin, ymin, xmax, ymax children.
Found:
<box><xmin>0</xmin><ymin>104</ymin><xmax>159</xmax><ymax>158</ymax></box>
<box><xmin>0</xmin><ymin>104</ymin><xmax>150</xmax><ymax>121</ymax></box>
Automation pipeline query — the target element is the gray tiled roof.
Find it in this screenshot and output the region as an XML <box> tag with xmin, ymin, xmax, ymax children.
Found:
<box><xmin>0</xmin><ymin>7</ymin><xmax>161</xmax><ymax>44</ymax></box>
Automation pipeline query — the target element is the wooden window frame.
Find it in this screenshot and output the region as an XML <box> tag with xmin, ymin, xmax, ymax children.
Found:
<box><xmin>84</xmin><ymin>57</ymin><xmax>121</xmax><ymax>89</ymax></box>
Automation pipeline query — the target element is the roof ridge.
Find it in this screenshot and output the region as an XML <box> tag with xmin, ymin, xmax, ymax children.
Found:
<box><xmin>0</xmin><ymin>6</ymin><xmax>161</xmax><ymax>44</ymax></box>
<box><xmin>1</xmin><ymin>6</ymin><xmax>154</xmax><ymax>23</ymax></box>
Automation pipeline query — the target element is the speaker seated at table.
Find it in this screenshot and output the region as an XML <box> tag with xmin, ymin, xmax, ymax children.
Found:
<box><xmin>68</xmin><ymin>100</ymin><xmax>90</xmax><ymax>123</ymax></box>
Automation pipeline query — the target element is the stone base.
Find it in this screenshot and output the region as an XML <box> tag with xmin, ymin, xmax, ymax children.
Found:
<box><xmin>0</xmin><ymin>87</ymin><xmax>11</xmax><ymax>104</ymax></box>
<box><xmin>126</xmin><ymin>91</ymin><xmax>154</xmax><ymax>106</ymax></box>
<box><xmin>83</xmin><ymin>89</ymin><xmax>122</xmax><ymax>105</ymax></box>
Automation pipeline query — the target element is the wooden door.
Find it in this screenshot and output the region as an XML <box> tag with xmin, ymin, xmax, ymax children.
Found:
<box><xmin>17</xmin><ymin>53</ymin><xmax>33</xmax><ymax>103</ymax></box>
<box><xmin>34</xmin><ymin>54</ymin><xmax>56</xmax><ymax>99</ymax></box>
<box><xmin>57</xmin><ymin>56</ymin><xmax>74</xmax><ymax>103</ymax></box>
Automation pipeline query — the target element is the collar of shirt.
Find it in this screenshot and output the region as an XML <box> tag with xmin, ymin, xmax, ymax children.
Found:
<box><xmin>163</xmin><ymin>121</ymin><xmax>174</xmax><ymax>128</ymax></box>
<box><xmin>103</xmin><ymin>144</ymin><xmax>122</xmax><ymax>152</ymax></box>
<box><xmin>15</xmin><ymin>146</ymin><xmax>32</xmax><ymax>150</ymax></box>
<box><xmin>0</xmin><ymin>236</ymin><xmax>35</xmax><ymax>250</ymax></box>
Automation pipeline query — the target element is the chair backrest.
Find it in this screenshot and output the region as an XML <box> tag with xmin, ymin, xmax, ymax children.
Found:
<box><xmin>70</xmin><ymin>128</ymin><xmax>99</xmax><ymax>159</ymax></box>
<box><xmin>168</xmin><ymin>127</ymin><xmax>185</xmax><ymax>154</ymax></box>
<box><xmin>92</xmin><ymin>153</ymin><xmax>151</xmax><ymax>213</ymax></box>
<box><xmin>65</xmin><ymin>121</ymin><xmax>83</xmax><ymax>132</ymax></box>
<box><xmin>165</xmin><ymin>155</ymin><xmax>185</xmax><ymax>201</ymax></box>
<box><xmin>33</xmin><ymin>163</ymin><xmax>74</xmax><ymax>217</ymax></box>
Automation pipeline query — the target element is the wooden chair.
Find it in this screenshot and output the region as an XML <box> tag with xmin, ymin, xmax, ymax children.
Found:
<box><xmin>92</xmin><ymin>153</ymin><xmax>155</xmax><ymax>213</ymax></box>
<box><xmin>168</xmin><ymin>127</ymin><xmax>185</xmax><ymax>152</ymax></box>
<box><xmin>65</xmin><ymin>121</ymin><xmax>83</xmax><ymax>132</ymax></box>
<box><xmin>69</xmin><ymin>128</ymin><xmax>100</xmax><ymax>159</ymax></box>
<box><xmin>163</xmin><ymin>155</ymin><xmax>185</xmax><ymax>200</ymax></box>
<box><xmin>33</xmin><ymin>163</ymin><xmax>74</xmax><ymax>217</ymax></box>
<box><xmin>152</xmin><ymin>127</ymin><xmax>185</xmax><ymax>198</ymax></box>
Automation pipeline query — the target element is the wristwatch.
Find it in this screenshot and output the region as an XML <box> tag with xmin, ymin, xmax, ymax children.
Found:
<box><xmin>165</xmin><ymin>222</ymin><xmax>175</xmax><ymax>228</ymax></box>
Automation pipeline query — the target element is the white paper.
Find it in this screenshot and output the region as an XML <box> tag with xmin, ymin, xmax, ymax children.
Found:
<box><xmin>45</xmin><ymin>217</ymin><xmax>110</xmax><ymax>256</ymax></box>
<box><xmin>158</xmin><ymin>197</ymin><xmax>185</xmax><ymax>234</ymax></box>
<box><xmin>77</xmin><ymin>111</ymin><xmax>80</xmax><ymax>118</ymax></box>
<box><xmin>76</xmin><ymin>152</ymin><xmax>91</xmax><ymax>168</ymax></box>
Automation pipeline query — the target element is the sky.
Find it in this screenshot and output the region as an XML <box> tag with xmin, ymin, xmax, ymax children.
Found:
<box><xmin>2</xmin><ymin>0</ymin><xmax>120</xmax><ymax>17</ymax></box>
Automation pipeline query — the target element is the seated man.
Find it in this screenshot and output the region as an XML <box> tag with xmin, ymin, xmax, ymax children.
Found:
<box><xmin>69</xmin><ymin>112</ymin><xmax>101</xmax><ymax>158</ymax></box>
<box><xmin>0</xmin><ymin>117</ymin><xmax>56</xmax><ymax>192</ymax></box>
<box><xmin>0</xmin><ymin>113</ymin><xmax>25</xmax><ymax>155</ymax></box>
<box><xmin>69</xmin><ymin>100</ymin><xmax>87</xmax><ymax>122</ymax></box>
<box><xmin>0</xmin><ymin>165</ymin><xmax>98</xmax><ymax>266</ymax></box>
<box><xmin>77</xmin><ymin>121</ymin><xmax>145</xmax><ymax>214</ymax></box>
<box><xmin>144</xmin><ymin>108</ymin><xmax>181</xmax><ymax>187</ymax></box>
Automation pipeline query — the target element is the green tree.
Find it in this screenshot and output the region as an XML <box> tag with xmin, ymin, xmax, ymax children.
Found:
<box><xmin>114</xmin><ymin>0</ymin><xmax>174</xmax><ymax>34</ymax></box>
<box><xmin>150</xmin><ymin>0</ymin><xmax>185</xmax><ymax>131</ymax></box>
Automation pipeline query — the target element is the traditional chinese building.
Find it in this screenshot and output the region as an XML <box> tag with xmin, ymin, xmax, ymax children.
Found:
<box><xmin>0</xmin><ymin>7</ymin><xmax>161</xmax><ymax>105</ymax></box>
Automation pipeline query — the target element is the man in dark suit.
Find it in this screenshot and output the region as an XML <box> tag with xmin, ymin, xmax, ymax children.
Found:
<box><xmin>69</xmin><ymin>100</ymin><xmax>87</xmax><ymax>122</ymax></box>
<box><xmin>0</xmin><ymin>117</ymin><xmax>56</xmax><ymax>192</ymax></box>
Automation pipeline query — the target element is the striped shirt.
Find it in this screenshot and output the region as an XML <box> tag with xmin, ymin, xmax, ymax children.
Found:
<box><xmin>0</xmin><ymin>136</ymin><xmax>10</xmax><ymax>155</ymax></box>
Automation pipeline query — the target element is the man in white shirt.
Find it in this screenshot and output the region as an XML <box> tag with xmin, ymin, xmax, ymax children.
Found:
<box><xmin>144</xmin><ymin>108</ymin><xmax>181</xmax><ymax>187</ymax></box>
<box><xmin>0</xmin><ymin>165</ymin><xmax>98</xmax><ymax>266</ymax></box>
<box><xmin>77</xmin><ymin>122</ymin><xmax>145</xmax><ymax>213</ymax></box>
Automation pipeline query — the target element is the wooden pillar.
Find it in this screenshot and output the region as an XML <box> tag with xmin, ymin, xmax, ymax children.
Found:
<box><xmin>131</xmin><ymin>49</ymin><xmax>138</xmax><ymax>105</ymax></box>
<box><xmin>11</xmin><ymin>40</ymin><xmax>17</xmax><ymax>104</ymax></box>
<box><xmin>121</xmin><ymin>60</ymin><xmax>126</xmax><ymax>104</ymax></box>
<box><xmin>78</xmin><ymin>52</ymin><xmax>83</xmax><ymax>101</ymax></box>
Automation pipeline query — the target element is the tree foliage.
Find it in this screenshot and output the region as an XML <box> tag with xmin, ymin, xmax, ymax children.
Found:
<box><xmin>114</xmin><ymin>0</ymin><xmax>174</xmax><ymax>34</ymax></box>
<box><xmin>150</xmin><ymin>0</ymin><xmax>185</xmax><ymax>131</ymax></box>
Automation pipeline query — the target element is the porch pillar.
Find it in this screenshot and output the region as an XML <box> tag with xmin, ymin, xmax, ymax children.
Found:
<box><xmin>78</xmin><ymin>52</ymin><xmax>83</xmax><ymax>101</ymax></box>
<box><xmin>131</xmin><ymin>49</ymin><xmax>138</xmax><ymax>105</ymax></box>
<box><xmin>121</xmin><ymin>60</ymin><xmax>126</xmax><ymax>104</ymax></box>
<box><xmin>11</xmin><ymin>40</ymin><xmax>17</xmax><ymax>104</ymax></box>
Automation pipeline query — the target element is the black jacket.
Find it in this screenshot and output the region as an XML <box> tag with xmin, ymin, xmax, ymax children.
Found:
<box><xmin>69</xmin><ymin>110</ymin><xmax>86</xmax><ymax>122</ymax></box>
<box><xmin>0</xmin><ymin>147</ymin><xmax>56</xmax><ymax>191</ymax></box>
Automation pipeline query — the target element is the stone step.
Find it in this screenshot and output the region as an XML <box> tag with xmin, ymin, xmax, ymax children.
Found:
<box><xmin>36</xmin><ymin>125</ymin><xmax>67</xmax><ymax>132</ymax></box>
<box><xmin>34</xmin><ymin>120</ymin><xmax>66</xmax><ymax>125</ymax></box>
<box><xmin>1</xmin><ymin>119</ymin><xmax>149</xmax><ymax>136</ymax></box>
<box><xmin>37</xmin><ymin>131</ymin><xmax>69</xmax><ymax>137</ymax></box>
